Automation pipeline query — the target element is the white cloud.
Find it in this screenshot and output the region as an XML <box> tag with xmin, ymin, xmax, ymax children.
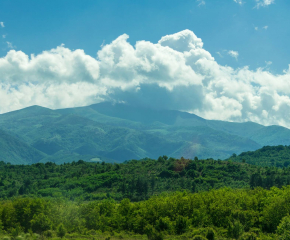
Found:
<box><xmin>0</xmin><ymin>22</ymin><xmax>4</xmax><ymax>28</ymax></box>
<box><xmin>254</xmin><ymin>26</ymin><xmax>259</xmax><ymax>31</ymax></box>
<box><xmin>1</xmin><ymin>30</ymin><xmax>290</xmax><ymax>128</ymax></box>
<box><xmin>263</xmin><ymin>25</ymin><xmax>268</xmax><ymax>30</ymax></box>
<box><xmin>197</xmin><ymin>0</ymin><xmax>205</xmax><ymax>6</ymax></box>
<box><xmin>228</xmin><ymin>50</ymin><xmax>239</xmax><ymax>60</ymax></box>
<box><xmin>255</xmin><ymin>0</ymin><xmax>275</xmax><ymax>8</ymax></box>
<box><xmin>216</xmin><ymin>52</ymin><xmax>223</xmax><ymax>58</ymax></box>
<box><xmin>6</xmin><ymin>41</ymin><xmax>15</xmax><ymax>49</ymax></box>
<box><xmin>2</xmin><ymin>35</ymin><xmax>6</xmax><ymax>39</ymax></box>
<box><xmin>234</xmin><ymin>0</ymin><xmax>244</xmax><ymax>5</ymax></box>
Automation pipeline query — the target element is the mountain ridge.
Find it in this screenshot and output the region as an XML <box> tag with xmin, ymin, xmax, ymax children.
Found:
<box><xmin>0</xmin><ymin>102</ymin><xmax>289</xmax><ymax>164</ymax></box>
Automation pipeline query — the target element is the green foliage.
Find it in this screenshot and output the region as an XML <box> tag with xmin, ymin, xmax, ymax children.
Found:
<box><xmin>240</xmin><ymin>232</ymin><xmax>257</xmax><ymax>240</ymax></box>
<box><xmin>277</xmin><ymin>215</ymin><xmax>290</xmax><ymax>239</ymax></box>
<box><xmin>56</xmin><ymin>223</ymin><xmax>66</xmax><ymax>238</ymax></box>
<box><xmin>193</xmin><ymin>235</ymin><xmax>207</xmax><ymax>240</ymax></box>
<box><xmin>175</xmin><ymin>215</ymin><xmax>188</xmax><ymax>235</ymax></box>
<box><xmin>145</xmin><ymin>225</ymin><xmax>163</xmax><ymax>240</ymax></box>
<box><xmin>206</xmin><ymin>228</ymin><xmax>215</xmax><ymax>240</ymax></box>
<box><xmin>30</xmin><ymin>213</ymin><xmax>51</xmax><ymax>234</ymax></box>
<box><xmin>0</xmin><ymin>155</ymin><xmax>290</xmax><ymax>202</ymax></box>
<box><xmin>0</xmin><ymin>187</ymin><xmax>290</xmax><ymax>239</ymax></box>
<box><xmin>232</xmin><ymin>145</ymin><xmax>290</xmax><ymax>167</ymax></box>
<box><xmin>227</xmin><ymin>220</ymin><xmax>244</xmax><ymax>239</ymax></box>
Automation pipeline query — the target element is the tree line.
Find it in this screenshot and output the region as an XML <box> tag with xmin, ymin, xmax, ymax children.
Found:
<box><xmin>1</xmin><ymin>155</ymin><xmax>290</xmax><ymax>202</ymax></box>
<box><xmin>1</xmin><ymin>187</ymin><xmax>290</xmax><ymax>239</ymax></box>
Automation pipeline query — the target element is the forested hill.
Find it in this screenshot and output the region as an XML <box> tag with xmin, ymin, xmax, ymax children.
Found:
<box><xmin>1</xmin><ymin>155</ymin><xmax>290</xmax><ymax>201</ymax></box>
<box><xmin>2</xmin><ymin>102</ymin><xmax>290</xmax><ymax>164</ymax></box>
<box><xmin>229</xmin><ymin>145</ymin><xmax>290</xmax><ymax>167</ymax></box>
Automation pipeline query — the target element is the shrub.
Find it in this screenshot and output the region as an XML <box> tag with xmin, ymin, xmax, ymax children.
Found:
<box><xmin>57</xmin><ymin>224</ymin><xmax>66</xmax><ymax>238</ymax></box>
<box><xmin>228</xmin><ymin>220</ymin><xmax>244</xmax><ymax>239</ymax></box>
<box><xmin>145</xmin><ymin>225</ymin><xmax>163</xmax><ymax>240</ymax></box>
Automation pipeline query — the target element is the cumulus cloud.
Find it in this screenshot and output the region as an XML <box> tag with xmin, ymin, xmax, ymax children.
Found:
<box><xmin>255</xmin><ymin>0</ymin><xmax>275</xmax><ymax>8</ymax></box>
<box><xmin>228</xmin><ymin>50</ymin><xmax>239</xmax><ymax>60</ymax></box>
<box><xmin>1</xmin><ymin>29</ymin><xmax>290</xmax><ymax>128</ymax></box>
<box><xmin>0</xmin><ymin>22</ymin><xmax>4</xmax><ymax>28</ymax></box>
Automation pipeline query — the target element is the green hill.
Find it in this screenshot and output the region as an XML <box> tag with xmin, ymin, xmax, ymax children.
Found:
<box><xmin>230</xmin><ymin>145</ymin><xmax>290</xmax><ymax>167</ymax></box>
<box><xmin>0</xmin><ymin>129</ymin><xmax>45</xmax><ymax>164</ymax></box>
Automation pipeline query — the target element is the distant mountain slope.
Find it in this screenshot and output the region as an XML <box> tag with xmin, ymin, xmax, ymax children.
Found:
<box><xmin>0</xmin><ymin>129</ymin><xmax>45</xmax><ymax>164</ymax></box>
<box><xmin>206</xmin><ymin>120</ymin><xmax>290</xmax><ymax>147</ymax></box>
<box><xmin>0</xmin><ymin>102</ymin><xmax>290</xmax><ymax>164</ymax></box>
<box><xmin>0</xmin><ymin>106</ymin><xmax>186</xmax><ymax>163</ymax></box>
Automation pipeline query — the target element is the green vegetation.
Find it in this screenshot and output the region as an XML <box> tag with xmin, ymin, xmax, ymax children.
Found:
<box><xmin>1</xmin><ymin>146</ymin><xmax>290</xmax><ymax>239</ymax></box>
<box><xmin>1</xmin><ymin>187</ymin><xmax>290</xmax><ymax>239</ymax></box>
<box><xmin>230</xmin><ymin>145</ymin><xmax>290</xmax><ymax>168</ymax></box>
<box><xmin>2</xmin><ymin>102</ymin><xmax>290</xmax><ymax>164</ymax></box>
<box><xmin>1</xmin><ymin>156</ymin><xmax>290</xmax><ymax>201</ymax></box>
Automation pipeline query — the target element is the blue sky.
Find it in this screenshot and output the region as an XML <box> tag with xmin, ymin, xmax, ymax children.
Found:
<box><xmin>1</xmin><ymin>0</ymin><xmax>289</xmax><ymax>72</ymax></box>
<box><xmin>1</xmin><ymin>0</ymin><xmax>290</xmax><ymax>128</ymax></box>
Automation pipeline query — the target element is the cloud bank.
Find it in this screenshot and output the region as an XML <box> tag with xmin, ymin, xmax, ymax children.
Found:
<box><xmin>1</xmin><ymin>30</ymin><xmax>290</xmax><ymax>127</ymax></box>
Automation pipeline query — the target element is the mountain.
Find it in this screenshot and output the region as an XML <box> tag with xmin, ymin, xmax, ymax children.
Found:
<box><xmin>0</xmin><ymin>129</ymin><xmax>45</xmax><ymax>164</ymax></box>
<box><xmin>0</xmin><ymin>102</ymin><xmax>290</xmax><ymax>164</ymax></box>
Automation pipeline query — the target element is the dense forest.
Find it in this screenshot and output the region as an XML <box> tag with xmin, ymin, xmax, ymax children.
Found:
<box><xmin>1</xmin><ymin>154</ymin><xmax>290</xmax><ymax>201</ymax></box>
<box><xmin>2</xmin><ymin>188</ymin><xmax>290</xmax><ymax>239</ymax></box>
<box><xmin>1</xmin><ymin>146</ymin><xmax>290</xmax><ymax>239</ymax></box>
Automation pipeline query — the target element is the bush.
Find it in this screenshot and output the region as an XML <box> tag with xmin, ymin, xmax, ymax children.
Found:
<box><xmin>43</xmin><ymin>230</ymin><xmax>53</xmax><ymax>238</ymax></box>
<box><xmin>30</xmin><ymin>213</ymin><xmax>52</xmax><ymax>234</ymax></box>
<box><xmin>228</xmin><ymin>220</ymin><xmax>244</xmax><ymax>239</ymax></box>
<box><xmin>145</xmin><ymin>225</ymin><xmax>163</xmax><ymax>240</ymax></box>
<box><xmin>175</xmin><ymin>216</ymin><xmax>188</xmax><ymax>235</ymax></box>
<box><xmin>57</xmin><ymin>224</ymin><xmax>66</xmax><ymax>238</ymax></box>
<box><xmin>277</xmin><ymin>216</ymin><xmax>290</xmax><ymax>235</ymax></box>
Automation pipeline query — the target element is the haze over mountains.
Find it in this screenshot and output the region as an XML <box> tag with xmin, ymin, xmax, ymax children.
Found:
<box><xmin>0</xmin><ymin>102</ymin><xmax>290</xmax><ymax>165</ymax></box>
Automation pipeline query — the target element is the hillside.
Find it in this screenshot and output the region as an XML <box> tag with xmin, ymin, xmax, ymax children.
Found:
<box><xmin>1</xmin><ymin>102</ymin><xmax>290</xmax><ymax>164</ymax></box>
<box><xmin>230</xmin><ymin>145</ymin><xmax>290</xmax><ymax>167</ymax></box>
<box><xmin>0</xmin><ymin>129</ymin><xmax>45</xmax><ymax>164</ymax></box>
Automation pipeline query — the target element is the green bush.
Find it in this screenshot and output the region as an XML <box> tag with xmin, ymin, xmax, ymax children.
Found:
<box><xmin>145</xmin><ymin>225</ymin><xmax>163</xmax><ymax>240</ymax></box>
<box><xmin>56</xmin><ymin>224</ymin><xmax>66</xmax><ymax>238</ymax></box>
<box><xmin>228</xmin><ymin>220</ymin><xmax>244</xmax><ymax>239</ymax></box>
